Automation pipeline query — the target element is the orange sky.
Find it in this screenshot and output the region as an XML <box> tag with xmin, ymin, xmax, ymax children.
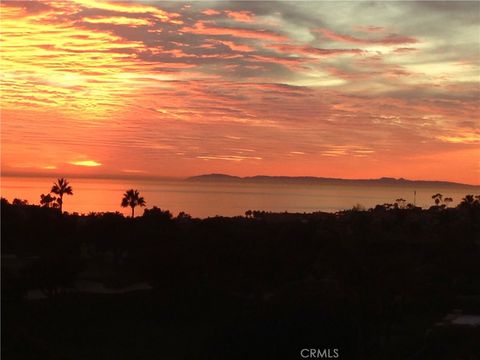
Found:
<box><xmin>1</xmin><ymin>1</ymin><xmax>479</xmax><ymax>184</ymax></box>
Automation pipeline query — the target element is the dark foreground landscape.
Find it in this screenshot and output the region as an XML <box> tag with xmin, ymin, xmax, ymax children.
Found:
<box><xmin>2</xmin><ymin>196</ymin><xmax>480</xmax><ymax>359</ymax></box>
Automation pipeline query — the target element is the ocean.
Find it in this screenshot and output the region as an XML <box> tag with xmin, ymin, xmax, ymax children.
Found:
<box><xmin>1</xmin><ymin>176</ymin><xmax>478</xmax><ymax>218</ymax></box>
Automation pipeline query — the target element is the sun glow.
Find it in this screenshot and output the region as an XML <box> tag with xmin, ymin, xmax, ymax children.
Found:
<box><xmin>69</xmin><ymin>160</ymin><xmax>102</xmax><ymax>167</ymax></box>
<box><xmin>0</xmin><ymin>2</ymin><xmax>158</xmax><ymax>118</ymax></box>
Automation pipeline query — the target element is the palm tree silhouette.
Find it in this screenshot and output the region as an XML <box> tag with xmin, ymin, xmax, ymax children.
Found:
<box><xmin>461</xmin><ymin>195</ymin><xmax>475</xmax><ymax>206</ymax></box>
<box><xmin>51</xmin><ymin>178</ymin><xmax>73</xmax><ymax>213</ymax></box>
<box><xmin>121</xmin><ymin>189</ymin><xmax>146</xmax><ymax>217</ymax></box>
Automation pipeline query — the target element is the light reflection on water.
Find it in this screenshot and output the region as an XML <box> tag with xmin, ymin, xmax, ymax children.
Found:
<box><xmin>1</xmin><ymin>177</ymin><xmax>478</xmax><ymax>218</ymax></box>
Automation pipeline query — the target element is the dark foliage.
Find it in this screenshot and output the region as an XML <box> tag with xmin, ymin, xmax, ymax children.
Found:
<box><xmin>2</xmin><ymin>196</ymin><xmax>480</xmax><ymax>359</ymax></box>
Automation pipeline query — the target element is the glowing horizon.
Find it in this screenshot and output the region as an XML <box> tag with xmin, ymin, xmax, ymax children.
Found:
<box><xmin>1</xmin><ymin>1</ymin><xmax>479</xmax><ymax>184</ymax></box>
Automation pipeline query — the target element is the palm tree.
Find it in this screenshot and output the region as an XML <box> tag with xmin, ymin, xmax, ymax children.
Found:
<box><xmin>40</xmin><ymin>193</ymin><xmax>57</xmax><ymax>208</ymax></box>
<box><xmin>461</xmin><ymin>195</ymin><xmax>475</xmax><ymax>206</ymax></box>
<box><xmin>121</xmin><ymin>189</ymin><xmax>146</xmax><ymax>217</ymax></box>
<box><xmin>51</xmin><ymin>178</ymin><xmax>73</xmax><ymax>213</ymax></box>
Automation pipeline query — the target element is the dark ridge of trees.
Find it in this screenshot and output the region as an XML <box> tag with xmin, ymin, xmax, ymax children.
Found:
<box><xmin>2</xmin><ymin>194</ymin><xmax>480</xmax><ymax>359</ymax></box>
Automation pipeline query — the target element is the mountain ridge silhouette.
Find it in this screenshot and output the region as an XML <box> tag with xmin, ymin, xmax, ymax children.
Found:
<box><xmin>186</xmin><ymin>173</ymin><xmax>479</xmax><ymax>188</ymax></box>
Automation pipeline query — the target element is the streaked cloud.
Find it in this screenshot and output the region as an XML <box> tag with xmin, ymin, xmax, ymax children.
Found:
<box><xmin>70</xmin><ymin>0</ymin><xmax>177</xmax><ymax>21</ymax></box>
<box><xmin>226</xmin><ymin>10</ymin><xmax>255</xmax><ymax>23</ymax></box>
<box><xmin>197</xmin><ymin>155</ymin><xmax>262</xmax><ymax>162</ymax></box>
<box><xmin>438</xmin><ymin>134</ymin><xmax>480</xmax><ymax>145</ymax></box>
<box><xmin>81</xmin><ymin>16</ymin><xmax>154</xmax><ymax>27</ymax></box>
<box><xmin>180</xmin><ymin>20</ymin><xmax>287</xmax><ymax>41</ymax></box>
<box><xmin>317</xmin><ymin>28</ymin><xmax>418</xmax><ymax>46</ymax></box>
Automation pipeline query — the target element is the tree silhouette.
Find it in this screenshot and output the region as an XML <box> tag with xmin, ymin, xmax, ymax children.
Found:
<box><xmin>143</xmin><ymin>206</ymin><xmax>172</xmax><ymax>221</ymax></box>
<box><xmin>12</xmin><ymin>198</ymin><xmax>28</xmax><ymax>206</ymax></box>
<box><xmin>444</xmin><ymin>197</ymin><xmax>453</xmax><ymax>207</ymax></box>
<box><xmin>461</xmin><ymin>195</ymin><xmax>475</xmax><ymax>206</ymax></box>
<box><xmin>432</xmin><ymin>193</ymin><xmax>443</xmax><ymax>206</ymax></box>
<box><xmin>40</xmin><ymin>193</ymin><xmax>57</xmax><ymax>208</ymax></box>
<box><xmin>50</xmin><ymin>178</ymin><xmax>73</xmax><ymax>213</ymax></box>
<box><xmin>395</xmin><ymin>198</ymin><xmax>406</xmax><ymax>209</ymax></box>
<box><xmin>121</xmin><ymin>189</ymin><xmax>146</xmax><ymax>217</ymax></box>
<box><xmin>177</xmin><ymin>211</ymin><xmax>192</xmax><ymax>220</ymax></box>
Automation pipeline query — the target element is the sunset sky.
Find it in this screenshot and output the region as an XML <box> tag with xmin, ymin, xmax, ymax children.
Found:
<box><xmin>1</xmin><ymin>1</ymin><xmax>479</xmax><ymax>184</ymax></box>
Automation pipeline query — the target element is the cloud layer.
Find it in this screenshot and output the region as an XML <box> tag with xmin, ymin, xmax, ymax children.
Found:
<box><xmin>1</xmin><ymin>0</ymin><xmax>479</xmax><ymax>183</ymax></box>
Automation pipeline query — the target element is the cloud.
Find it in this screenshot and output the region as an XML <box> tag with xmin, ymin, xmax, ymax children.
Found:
<box><xmin>317</xmin><ymin>28</ymin><xmax>418</xmax><ymax>45</ymax></box>
<box><xmin>197</xmin><ymin>155</ymin><xmax>262</xmax><ymax>162</ymax></box>
<box><xmin>356</xmin><ymin>25</ymin><xmax>385</xmax><ymax>33</ymax></box>
<box><xmin>70</xmin><ymin>0</ymin><xmax>178</xmax><ymax>21</ymax></box>
<box><xmin>180</xmin><ymin>21</ymin><xmax>287</xmax><ymax>42</ymax></box>
<box><xmin>267</xmin><ymin>44</ymin><xmax>363</xmax><ymax>57</ymax></box>
<box><xmin>81</xmin><ymin>16</ymin><xmax>154</xmax><ymax>27</ymax></box>
<box><xmin>393</xmin><ymin>47</ymin><xmax>418</xmax><ymax>54</ymax></box>
<box><xmin>202</xmin><ymin>9</ymin><xmax>221</xmax><ymax>16</ymax></box>
<box><xmin>209</xmin><ymin>39</ymin><xmax>255</xmax><ymax>53</ymax></box>
<box><xmin>225</xmin><ymin>11</ymin><xmax>254</xmax><ymax>23</ymax></box>
<box><xmin>437</xmin><ymin>134</ymin><xmax>480</xmax><ymax>145</ymax></box>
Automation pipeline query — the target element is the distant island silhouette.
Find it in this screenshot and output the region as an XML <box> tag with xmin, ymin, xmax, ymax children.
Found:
<box><xmin>186</xmin><ymin>173</ymin><xmax>480</xmax><ymax>188</ymax></box>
